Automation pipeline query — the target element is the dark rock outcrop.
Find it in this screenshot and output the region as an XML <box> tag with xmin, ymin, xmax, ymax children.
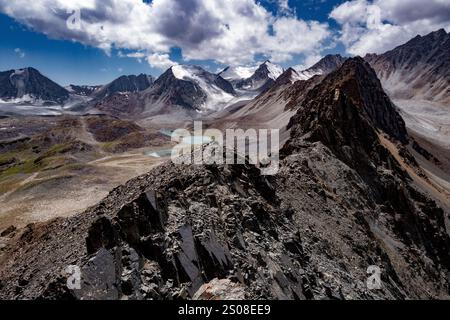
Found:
<box><xmin>283</xmin><ymin>57</ymin><xmax>450</xmax><ymax>297</ymax></box>
<box><xmin>284</xmin><ymin>57</ymin><xmax>408</xmax><ymax>158</ymax></box>
<box><xmin>283</xmin><ymin>75</ymin><xmax>324</xmax><ymax>111</ymax></box>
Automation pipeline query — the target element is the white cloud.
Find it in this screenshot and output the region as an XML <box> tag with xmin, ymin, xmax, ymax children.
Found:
<box><xmin>266</xmin><ymin>18</ymin><xmax>330</xmax><ymax>62</ymax></box>
<box><xmin>14</xmin><ymin>48</ymin><xmax>25</xmax><ymax>58</ymax></box>
<box><xmin>125</xmin><ymin>52</ymin><xmax>146</xmax><ymax>59</ymax></box>
<box><xmin>0</xmin><ymin>0</ymin><xmax>331</xmax><ymax>67</ymax></box>
<box><xmin>119</xmin><ymin>51</ymin><xmax>146</xmax><ymax>63</ymax></box>
<box><xmin>331</xmin><ymin>0</ymin><xmax>450</xmax><ymax>56</ymax></box>
<box><xmin>146</xmin><ymin>53</ymin><xmax>176</xmax><ymax>70</ymax></box>
<box><xmin>294</xmin><ymin>54</ymin><xmax>323</xmax><ymax>71</ymax></box>
<box><xmin>277</xmin><ymin>0</ymin><xmax>295</xmax><ymax>16</ymax></box>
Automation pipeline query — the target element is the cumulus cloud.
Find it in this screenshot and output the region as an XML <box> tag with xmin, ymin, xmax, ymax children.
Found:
<box><xmin>146</xmin><ymin>53</ymin><xmax>176</xmax><ymax>70</ymax></box>
<box><xmin>119</xmin><ymin>51</ymin><xmax>146</xmax><ymax>59</ymax></box>
<box><xmin>118</xmin><ymin>51</ymin><xmax>146</xmax><ymax>63</ymax></box>
<box><xmin>330</xmin><ymin>0</ymin><xmax>450</xmax><ymax>56</ymax></box>
<box><xmin>14</xmin><ymin>48</ymin><xmax>25</xmax><ymax>58</ymax></box>
<box><xmin>0</xmin><ymin>0</ymin><xmax>331</xmax><ymax>67</ymax></box>
<box><xmin>277</xmin><ymin>0</ymin><xmax>295</xmax><ymax>16</ymax></box>
<box><xmin>267</xmin><ymin>18</ymin><xmax>330</xmax><ymax>62</ymax></box>
<box><xmin>293</xmin><ymin>54</ymin><xmax>323</xmax><ymax>71</ymax></box>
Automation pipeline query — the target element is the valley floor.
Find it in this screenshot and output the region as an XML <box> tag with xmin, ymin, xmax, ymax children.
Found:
<box><xmin>0</xmin><ymin>151</ymin><xmax>166</xmax><ymax>230</ymax></box>
<box><xmin>0</xmin><ymin>115</ymin><xmax>172</xmax><ymax>230</ymax></box>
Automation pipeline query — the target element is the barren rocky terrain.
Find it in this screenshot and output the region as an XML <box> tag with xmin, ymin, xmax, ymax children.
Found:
<box><xmin>0</xmin><ymin>115</ymin><xmax>170</xmax><ymax>229</ymax></box>
<box><xmin>0</xmin><ymin>58</ymin><xmax>448</xmax><ymax>300</ymax></box>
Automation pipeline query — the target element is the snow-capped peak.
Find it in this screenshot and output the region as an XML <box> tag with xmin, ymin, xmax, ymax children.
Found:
<box><xmin>171</xmin><ymin>65</ymin><xmax>200</xmax><ymax>80</ymax></box>
<box><xmin>261</xmin><ymin>61</ymin><xmax>283</xmax><ymax>80</ymax></box>
<box><xmin>170</xmin><ymin>65</ymin><xmax>237</xmax><ymax>111</ymax></box>
<box><xmin>218</xmin><ymin>66</ymin><xmax>258</xmax><ymax>82</ymax></box>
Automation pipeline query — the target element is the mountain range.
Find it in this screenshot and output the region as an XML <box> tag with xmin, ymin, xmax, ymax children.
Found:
<box><xmin>1</xmin><ymin>29</ymin><xmax>449</xmax><ymax>118</ymax></box>
<box><xmin>1</xmin><ymin>56</ymin><xmax>449</xmax><ymax>299</ymax></box>
<box><xmin>211</xmin><ymin>54</ymin><xmax>348</xmax><ymax>134</ymax></box>
<box><xmin>0</xmin><ymin>29</ymin><xmax>449</xmax><ymax>147</ymax></box>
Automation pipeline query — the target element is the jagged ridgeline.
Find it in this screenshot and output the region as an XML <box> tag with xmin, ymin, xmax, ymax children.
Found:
<box><xmin>1</xmin><ymin>58</ymin><xmax>448</xmax><ymax>300</ymax></box>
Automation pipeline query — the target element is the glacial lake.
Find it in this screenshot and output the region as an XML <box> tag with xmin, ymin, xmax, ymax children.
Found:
<box><xmin>145</xmin><ymin>135</ymin><xmax>212</xmax><ymax>158</ymax></box>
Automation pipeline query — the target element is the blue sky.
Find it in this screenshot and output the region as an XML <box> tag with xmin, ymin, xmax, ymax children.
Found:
<box><xmin>0</xmin><ymin>0</ymin><xmax>448</xmax><ymax>86</ymax></box>
<box><xmin>0</xmin><ymin>14</ymin><xmax>158</xmax><ymax>86</ymax></box>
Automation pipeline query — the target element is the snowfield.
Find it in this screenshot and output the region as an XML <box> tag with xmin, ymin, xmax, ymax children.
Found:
<box><xmin>218</xmin><ymin>65</ymin><xmax>258</xmax><ymax>81</ymax></box>
<box><xmin>0</xmin><ymin>103</ymin><xmax>63</xmax><ymax>116</ymax></box>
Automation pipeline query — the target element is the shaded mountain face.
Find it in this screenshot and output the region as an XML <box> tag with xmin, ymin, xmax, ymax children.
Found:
<box><xmin>0</xmin><ymin>68</ymin><xmax>69</xmax><ymax>104</ymax></box>
<box><xmin>297</xmin><ymin>54</ymin><xmax>347</xmax><ymax>80</ymax></box>
<box><xmin>141</xmin><ymin>67</ymin><xmax>208</xmax><ymax>112</ymax></box>
<box><xmin>66</xmin><ymin>85</ymin><xmax>101</xmax><ymax>96</ymax></box>
<box><xmin>94</xmin><ymin>92</ymin><xmax>143</xmax><ymax>118</ymax></box>
<box><xmin>309</xmin><ymin>54</ymin><xmax>347</xmax><ymax>74</ymax></box>
<box><xmin>142</xmin><ymin>65</ymin><xmax>236</xmax><ymax>112</ymax></box>
<box><xmin>274</xmin><ymin>68</ymin><xmax>303</xmax><ymax>86</ymax></box>
<box><xmin>283</xmin><ymin>75</ymin><xmax>324</xmax><ymax>111</ymax></box>
<box><xmin>235</xmin><ymin>61</ymin><xmax>283</xmax><ymax>92</ymax></box>
<box><xmin>1</xmin><ymin>57</ymin><xmax>449</xmax><ymax>301</ymax></box>
<box><xmin>93</xmin><ymin>74</ymin><xmax>154</xmax><ymax>99</ymax></box>
<box><xmin>365</xmin><ymin>29</ymin><xmax>450</xmax><ymax>103</ymax></box>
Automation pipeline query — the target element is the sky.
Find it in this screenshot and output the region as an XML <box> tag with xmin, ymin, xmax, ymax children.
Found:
<box><xmin>0</xmin><ymin>0</ymin><xmax>449</xmax><ymax>86</ymax></box>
